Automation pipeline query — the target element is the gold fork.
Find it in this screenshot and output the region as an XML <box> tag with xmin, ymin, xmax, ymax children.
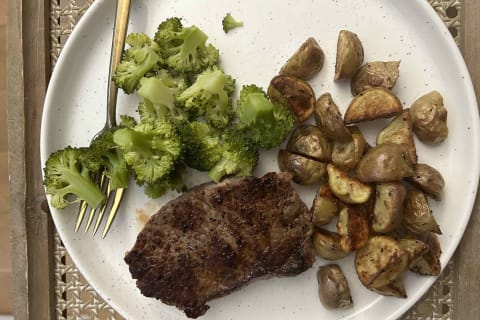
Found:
<box><xmin>75</xmin><ymin>0</ymin><xmax>131</xmax><ymax>238</ymax></box>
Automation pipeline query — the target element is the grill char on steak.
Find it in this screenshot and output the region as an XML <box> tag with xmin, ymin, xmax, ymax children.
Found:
<box><xmin>124</xmin><ymin>172</ymin><xmax>314</xmax><ymax>318</ymax></box>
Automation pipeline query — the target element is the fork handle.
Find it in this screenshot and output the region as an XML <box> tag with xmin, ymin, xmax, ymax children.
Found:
<box><xmin>106</xmin><ymin>0</ymin><xmax>131</xmax><ymax>128</ymax></box>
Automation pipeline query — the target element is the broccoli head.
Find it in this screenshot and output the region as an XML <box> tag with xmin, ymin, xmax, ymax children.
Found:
<box><xmin>43</xmin><ymin>147</ymin><xmax>105</xmax><ymax>209</ymax></box>
<box><xmin>154</xmin><ymin>17</ymin><xmax>219</xmax><ymax>73</ymax></box>
<box><xmin>81</xmin><ymin>128</ymin><xmax>130</xmax><ymax>190</ymax></box>
<box><xmin>112</xmin><ymin>120</ymin><xmax>182</xmax><ymax>184</ymax></box>
<box><xmin>119</xmin><ymin>114</ymin><xmax>138</xmax><ymax>128</ymax></box>
<box><xmin>236</xmin><ymin>84</ymin><xmax>295</xmax><ymax>149</ymax></box>
<box><xmin>222</xmin><ymin>13</ymin><xmax>244</xmax><ymax>33</ymax></box>
<box><xmin>177</xmin><ymin>67</ymin><xmax>236</xmax><ymax>128</ymax></box>
<box><xmin>113</xmin><ymin>32</ymin><xmax>162</xmax><ymax>94</ymax></box>
<box><xmin>136</xmin><ymin>70</ymin><xmax>189</xmax><ymax>123</ymax></box>
<box><xmin>208</xmin><ymin>128</ymin><xmax>259</xmax><ymax>183</ymax></box>
<box><xmin>143</xmin><ymin>163</ymin><xmax>187</xmax><ymax>198</ymax></box>
<box><xmin>178</xmin><ymin>121</ymin><xmax>222</xmax><ymax>171</ymax></box>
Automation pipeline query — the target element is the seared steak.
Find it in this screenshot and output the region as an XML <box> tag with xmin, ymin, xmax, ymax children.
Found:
<box><xmin>124</xmin><ymin>172</ymin><xmax>314</xmax><ymax>318</ymax></box>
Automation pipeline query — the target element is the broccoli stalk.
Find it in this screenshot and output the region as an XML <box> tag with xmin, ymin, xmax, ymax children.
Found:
<box><xmin>154</xmin><ymin>17</ymin><xmax>219</xmax><ymax>73</ymax></box>
<box><xmin>114</xmin><ymin>33</ymin><xmax>162</xmax><ymax>94</ymax></box>
<box><xmin>43</xmin><ymin>147</ymin><xmax>105</xmax><ymax>209</ymax></box>
<box><xmin>236</xmin><ymin>85</ymin><xmax>295</xmax><ymax>149</ymax></box>
<box><xmin>208</xmin><ymin>129</ymin><xmax>259</xmax><ymax>183</ymax></box>
<box><xmin>222</xmin><ymin>13</ymin><xmax>244</xmax><ymax>33</ymax></box>
<box><xmin>177</xmin><ymin>67</ymin><xmax>236</xmax><ymax>128</ymax></box>
<box><xmin>113</xmin><ymin>120</ymin><xmax>182</xmax><ymax>184</ymax></box>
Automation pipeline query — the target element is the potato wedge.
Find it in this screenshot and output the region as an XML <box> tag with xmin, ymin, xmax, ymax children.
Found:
<box><xmin>311</xmin><ymin>184</ymin><xmax>340</xmax><ymax>227</ymax></box>
<box><xmin>332</xmin><ymin>126</ymin><xmax>367</xmax><ymax>171</ymax></box>
<box><xmin>409</xmin><ymin>232</ymin><xmax>442</xmax><ymax>276</ymax></box>
<box><xmin>351</xmin><ymin>61</ymin><xmax>401</xmax><ymax>95</ymax></box>
<box><xmin>372</xmin><ymin>182</ymin><xmax>407</xmax><ymax>233</ymax></box>
<box><xmin>278</xmin><ymin>150</ymin><xmax>327</xmax><ymax>185</ymax></box>
<box><xmin>410</xmin><ymin>90</ymin><xmax>448</xmax><ymax>144</ymax></box>
<box><xmin>312</xmin><ymin>228</ymin><xmax>350</xmax><ymax>260</ymax></box>
<box><xmin>287</xmin><ymin>125</ymin><xmax>332</xmax><ymax>162</ymax></box>
<box><xmin>403</xmin><ymin>189</ymin><xmax>441</xmax><ymax>234</ymax></box>
<box><xmin>355</xmin><ymin>235</ymin><xmax>409</xmax><ymax>288</ymax></box>
<box><xmin>376</xmin><ymin>109</ymin><xmax>417</xmax><ymax>164</ymax></box>
<box><xmin>398</xmin><ymin>238</ymin><xmax>429</xmax><ymax>268</ymax></box>
<box><xmin>314</xmin><ymin>93</ymin><xmax>352</xmax><ymax>142</ymax></box>
<box><xmin>355</xmin><ymin>143</ymin><xmax>414</xmax><ymax>182</ymax></box>
<box><xmin>344</xmin><ymin>87</ymin><xmax>403</xmax><ymax>124</ymax></box>
<box><xmin>335</xmin><ymin>30</ymin><xmax>364</xmax><ymax>80</ymax></box>
<box><xmin>405</xmin><ymin>163</ymin><xmax>445</xmax><ymax>200</ymax></box>
<box><xmin>268</xmin><ymin>75</ymin><xmax>315</xmax><ymax>122</ymax></box>
<box><xmin>327</xmin><ymin>164</ymin><xmax>372</xmax><ymax>204</ymax></box>
<box><xmin>337</xmin><ymin>206</ymin><xmax>370</xmax><ymax>252</ymax></box>
<box><xmin>317</xmin><ymin>264</ymin><xmax>353</xmax><ymax>309</ymax></box>
<box><xmin>369</xmin><ymin>278</ymin><xmax>407</xmax><ymax>298</ymax></box>
<box><xmin>279</xmin><ymin>37</ymin><xmax>325</xmax><ymax>80</ymax></box>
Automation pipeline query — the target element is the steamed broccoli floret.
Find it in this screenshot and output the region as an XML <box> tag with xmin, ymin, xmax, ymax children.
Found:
<box><xmin>177</xmin><ymin>67</ymin><xmax>235</xmax><ymax>128</ymax></box>
<box><xmin>178</xmin><ymin>121</ymin><xmax>222</xmax><ymax>171</ymax></box>
<box><xmin>81</xmin><ymin>129</ymin><xmax>130</xmax><ymax>190</ymax></box>
<box><xmin>236</xmin><ymin>85</ymin><xmax>295</xmax><ymax>149</ymax></box>
<box><xmin>208</xmin><ymin>128</ymin><xmax>259</xmax><ymax>183</ymax></box>
<box><xmin>136</xmin><ymin>70</ymin><xmax>188</xmax><ymax>123</ymax></box>
<box><xmin>154</xmin><ymin>17</ymin><xmax>219</xmax><ymax>73</ymax></box>
<box><xmin>222</xmin><ymin>13</ymin><xmax>244</xmax><ymax>33</ymax></box>
<box><xmin>119</xmin><ymin>114</ymin><xmax>138</xmax><ymax>128</ymax></box>
<box><xmin>114</xmin><ymin>33</ymin><xmax>162</xmax><ymax>94</ymax></box>
<box><xmin>43</xmin><ymin>147</ymin><xmax>105</xmax><ymax>209</ymax></box>
<box><xmin>112</xmin><ymin>120</ymin><xmax>182</xmax><ymax>184</ymax></box>
<box><xmin>143</xmin><ymin>163</ymin><xmax>186</xmax><ymax>198</ymax></box>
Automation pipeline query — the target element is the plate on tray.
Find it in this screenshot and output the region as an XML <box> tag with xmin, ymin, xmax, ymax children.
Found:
<box><xmin>40</xmin><ymin>0</ymin><xmax>480</xmax><ymax>319</ymax></box>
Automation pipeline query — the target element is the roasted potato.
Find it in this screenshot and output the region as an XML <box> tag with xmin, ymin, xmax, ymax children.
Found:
<box><xmin>334</xmin><ymin>30</ymin><xmax>364</xmax><ymax>80</ymax></box>
<box><xmin>409</xmin><ymin>232</ymin><xmax>442</xmax><ymax>276</ymax></box>
<box><xmin>351</xmin><ymin>61</ymin><xmax>401</xmax><ymax>95</ymax></box>
<box><xmin>410</xmin><ymin>91</ymin><xmax>448</xmax><ymax>143</ymax></box>
<box><xmin>405</xmin><ymin>163</ymin><xmax>445</xmax><ymax>200</ymax></box>
<box><xmin>337</xmin><ymin>206</ymin><xmax>370</xmax><ymax>252</ymax></box>
<box><xmin>287</xmin><ymin>125</ymin><xmax>332</xmax><ymax>162</ymax></box>
<box><xmin>355</xmin><ymin>235</ymin><xmax>409</xmax><ymax>288</ymax></box>
<box><xmin>372</xmin><ymin>182</ymin><xmax>406</xmax><ymax>233</ymax></box>
<box><xmin>369</xmin><ymin>278</ymin><xmax>407</xmax><ymax>298</ymax></box>
<box><xmin>327</xmin><ymin>164</ymin><xmax>372</xmax><ymax>204</ymax></box>
<box><xmin>344</xmin><ymin>87</ymin><xmax>403</xmax><ymax>124</ymax></box>
<box><xmin>314</xmin><ymin>93</ymin><xmax>352</xmax><ymax>142</ymax></box>
<box><xmin>278</xmin><ymin>150</ymin><xmax>327</xmax><ymax>185</ymax></box>
<box><xmin>312</xmin><ymin>228</ymin><xmax>350</xmax><ymax>260</ymax></box>
<box><xmin>317</xmin><ymin>264</ymin><xmax>353</xmax><ymax>309</ymax></box>
<box><xmin>403</xmin><ymin>189</ymin><xmax>441</xmax><ymax>234</ymax></box>
<box><xmin>398</xmin><ymin>238</ymin><xmax>429</xmax><ymax>268</ymax></box>
<box><xmin>268</xmin><ymin>75</ymin><xmax>315</xmax><ymax>122</ymax></box>
<box><xmin>279</xmin><ymin>37</ymin><xmax>325</xmax><ymax>80</ymax></box>
<box><xmin>355</xmin><ymin>143</ymin><xmax>414</xmax><ymax>182</ymax></box>
<box><xmin>376</xmin><ymin>109</ymin><xmax>417</xmax><ymax>164</ymax></box>
<box><xmin>311</xmin><ymin>184</ymin><xmax>339</xmax><ymax>227</ymax></box>
<box><xmin>332</xmin><ymin>126</ymin><xmax>367</xmax><ymax>171</ymax></box>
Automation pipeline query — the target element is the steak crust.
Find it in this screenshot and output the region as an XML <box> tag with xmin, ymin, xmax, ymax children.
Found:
<box><xmin>124</xmin><ymin>172</ymin><xmax>314</xmax><ymax>318</ymax></box>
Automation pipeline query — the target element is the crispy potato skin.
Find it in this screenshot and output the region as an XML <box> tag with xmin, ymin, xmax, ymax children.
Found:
<box><xmin>344</xmin><ymin>87</ymin><xmax>403</xmax><ymax>124</ymax></box>
<box><xmin>280</xmin><ymin>37</ymin><xmax>325</xmax><ymax>80</ymax></box>
<box><xmin>314</xmin><ymin>93</ymin><xmax>352</xmax><ymax>143</ymax></box>
<box><xmin>287</xmin><ymin>125</ymin><xmax>332</xmax><ymax>162</ymax></box>
<box><xmin>410</xmin><ymin>91</ymin><xmax>448</xmax><ymax>143</ymax></box>
<box><xmin>403</xmin><ymin>189</ymin><xmax>442</xmax><ymax>234</ymax></box>
<box><xmin>372</xmin><ymin>182</ymin><xmax>407</xmax><ymax>233</ymax></box>
<box><xmin>398</xmin><ymin>238</ymin><xmax>429</xmax><ymax>268</ymax></box>
<box><xmin>277</xmin><ymin>150</ymin><xmax>327</xmax><ymax>185</ymax></box>
<box><xmin>337</xmin><ymin>206</ymin><xmax>370</xmax><ymax>252</ymax></box>
<box><xmin>405</xmin><ymin>163</ymin><xmax>445</xmax><ymax>200</ymax></box>
<box><xmin>409</xmin><ymin>233</ymin><xmax>442</xmax><ymax>276</ymax></box>
<box><xmin>327</xmin><ymin>164</ymin><xmax>372</xmax><ymax>204</ymax></box>
<box><xmin>312</xmin><ymin>228</ymin><xmax>350</xmax><ymax>260</ymax></box>
<box><xmin>332</xmin><ymin>126</ymin><xmax>366</xmax><ymax>171</ymax></box>
<box><xmin>351</xmin><ymin>61</ymin><xmax>400</xmax><ymax>95</ymax></box>
<box><xmin>369</xmin><ymin>278</ymin><xmax>407</xmax><ymax>298</ymax></box>
<box><xmin>335</xmin><ymin>30</ymin><xmax>364</xmax><ymax>80</ymax></box>
<box><xmin>355</xmin><ymin>143</ymin><xmax>414</xmax><ymax>182</ymax></box>
<box><xmin>311</xmin><ymin>184</ymin><xmax>339</xmax><ymax>227</ymax></box>
<box><xmin>268</xmin><ymin>75</ymin><xmax>315</xmax><ymax>122</ymax></box>
<box><xmin>317</xmin><ymin>264</ymin><xmax>353</xmax><ymax>309</ymax></box>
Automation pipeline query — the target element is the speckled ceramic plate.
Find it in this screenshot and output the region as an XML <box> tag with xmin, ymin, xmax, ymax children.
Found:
<box><xmin>41</xmin><ymin>0</ymin><xmax>480</xmax><ymax>319</ymax></box>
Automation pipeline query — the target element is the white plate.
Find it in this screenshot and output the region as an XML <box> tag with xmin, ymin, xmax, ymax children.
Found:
<box><xmin>41</xmin><ymin>0</ymin><xmax>480</xmax><ymax>319</ymax></box>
